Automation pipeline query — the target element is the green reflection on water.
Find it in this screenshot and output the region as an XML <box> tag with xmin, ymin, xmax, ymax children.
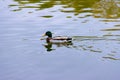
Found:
<box><xmin>10</xmin><ymin>0</ymin><xmax>99</xmax><ymax>13</ymax></box>
<box><xmin>10</xmin><ymin>0</ymin><xmax>120</xmax><ymax>18</ymax></box>
<box><xmin>93</xmin><ymin>0</ymin><xmax>120</xmax><ymax>18</ymax></box>
<box><xmin>41</xmin><ymin>15</ymin><xmax>53</xmax><ymax>18</ymax></box>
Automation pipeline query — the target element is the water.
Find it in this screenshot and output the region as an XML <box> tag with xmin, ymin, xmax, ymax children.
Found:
<box><xmin>0</xmin><ymin>0</ymin><xmax>120</xmax><ymax>80</ymax></box>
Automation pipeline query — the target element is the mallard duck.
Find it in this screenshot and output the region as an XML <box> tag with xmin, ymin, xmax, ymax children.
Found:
<box><xmin>42</xmin><ymin>31</ymin><xmax>72</xmax><ymax>43</ymax></box>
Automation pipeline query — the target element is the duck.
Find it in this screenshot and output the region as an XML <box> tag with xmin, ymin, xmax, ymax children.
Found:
<box><xmin>42</xmin><ymin>31</ymin><xmax>72</xmax><ymax>43</ymax></box>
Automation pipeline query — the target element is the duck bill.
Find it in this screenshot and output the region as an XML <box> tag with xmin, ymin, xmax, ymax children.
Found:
<box><xmin>42</xmin><ymin>34</ymin><xmax>46</xmax><ymax>37</ymax></box>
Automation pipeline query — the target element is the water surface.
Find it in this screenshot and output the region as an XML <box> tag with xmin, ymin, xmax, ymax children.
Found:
<box><xmin>0</xmin><ymin>0</ymin><xmax>120</xmax><ymax>80</ymax></box>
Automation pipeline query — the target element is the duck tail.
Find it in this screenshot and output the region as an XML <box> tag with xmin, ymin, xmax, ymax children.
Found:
<box><xmin>67</xmin><ymin>38</ymin><xmax>72</xmax><ymax>41</ymax></box>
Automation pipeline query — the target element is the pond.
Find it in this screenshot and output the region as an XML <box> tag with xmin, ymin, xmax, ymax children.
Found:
<box><xmin>0</xmin><ymin>0</ymin><xmax>120</xmax><ymax>80</ymax></box>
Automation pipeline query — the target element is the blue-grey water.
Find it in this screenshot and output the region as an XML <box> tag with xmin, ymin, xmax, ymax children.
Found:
<box><xmin>0</xmin><ymin>0</ymin><xmax>120</xmax><ymax>80</ymax></box>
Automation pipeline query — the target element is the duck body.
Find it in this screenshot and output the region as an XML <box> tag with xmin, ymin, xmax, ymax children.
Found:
<box><xmin>43</xmin><ymin>31</ymin><xmax>72</xmax><ymax>43</ymax></box>
<box><xmin>46</xmin><ymin>36</ymin><xmax>72</xmax><ymax>43</ymax></box>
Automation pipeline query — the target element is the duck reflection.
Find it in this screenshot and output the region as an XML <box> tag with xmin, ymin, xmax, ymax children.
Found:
<box><xmin>44</xmin><ymin>42</ymin><xmax>53</xmax><ymax>52</ymax></box>
<box><xmin>43</xmin><ymin>41</ymin><xmax>73</xmax><ymax>52</ymax></box>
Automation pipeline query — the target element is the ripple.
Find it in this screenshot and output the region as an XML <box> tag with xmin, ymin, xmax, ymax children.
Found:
<box><xmin>40</xmin><ymin>15</ymin><xmax>53</xmax><ymax>18</ymax></box>
<box><xmin>102</xmin><ymin>56</ymin><xmax>120</xmax><ymax>60</ymax></box>
<box><xmin>101</xmin><ymin>27</ymin><xmax>120</xmax><ymax>31</ymax></box>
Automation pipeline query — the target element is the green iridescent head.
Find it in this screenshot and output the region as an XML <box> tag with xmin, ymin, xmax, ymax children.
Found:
<box><xmin>45</xmin><ymin>31</ymin><xmax>52</xmax><ymax>38</ymax></box>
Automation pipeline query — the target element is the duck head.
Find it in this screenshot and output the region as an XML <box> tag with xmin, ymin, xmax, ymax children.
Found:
<box><xmin>42</xmin><ymin>31</ymin><xmax>52</xmax><ymax>43</ymax></box>
<box><xmin>42</xmin><ymin>31</ymin><xmax>52</xmax><ymax>38</ymax></box>
<box><xmin>44</xmin><ymin>31</ymin><xmax>52</xmax><ymax>38</ymax></box>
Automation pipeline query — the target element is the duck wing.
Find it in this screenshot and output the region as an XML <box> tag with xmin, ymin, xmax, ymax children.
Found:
<box><xmin>52</xmin><ymin>36</ymin><xmax>72</xmax><ymax>40</ymax></box>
